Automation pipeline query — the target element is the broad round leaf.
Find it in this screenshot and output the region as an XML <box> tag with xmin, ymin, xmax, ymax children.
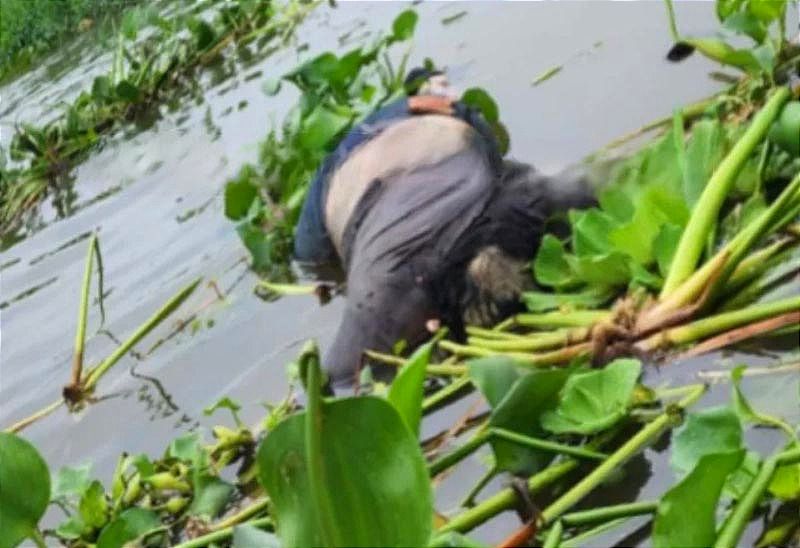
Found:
<box><xmin>0</xmin><ymin>432</ymin><xmax>51</xmax><ymax>548</ymax></box>
<box><xmin>540</xmin><ymin>358</ymin><xmax>642</xmax><ymax>435</ymax></box>
<box><xmin>653</xmin><ymin>450</ymin><xmax>744</xmax><ymax>548</ymax></box>
<box><xmin>258</xmin><ymin>396</ymin><xmax>432</xmax><ymax>547</ymax></box>
<box><xmin>391</xmin><ymin>10</ymin><xmax>418</xmax><ymax>41</ymax></box>
<box><xmin>670</xmin><ymin>406</ymin><xmax>743</xmax><ymax>476</ymax></box>
<box><xmin>96</xmin><ymin>508</ymin><xmax>160</xmax><ymax>548</ymax></box>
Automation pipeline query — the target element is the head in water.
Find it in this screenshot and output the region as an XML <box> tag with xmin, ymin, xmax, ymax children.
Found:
<box><xmin>404</xmin><ymin>67</ymin><xmax>459</xmax><ymax>99</ymax></box>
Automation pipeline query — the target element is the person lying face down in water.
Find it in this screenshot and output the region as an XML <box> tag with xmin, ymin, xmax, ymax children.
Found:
<box><xmin>294</xmin><ymin>68</ymin><xmax>597</xmax><ymax>387</ymax></box>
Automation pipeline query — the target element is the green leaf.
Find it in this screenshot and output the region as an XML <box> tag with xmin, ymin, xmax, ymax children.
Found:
<box><xmin>747</xmin><ymin>0</ymin><xmax>786</xmax><ymax>22</ymax></box>
<box><xmin>724</xmin><ymin>450</ymin><xmax>761</xmax><ymax>499</ymax></box>
<box><xmin>670</xmin><ymin>406</ymin><xmax>743</xmax><ymax>476</ymax></box>
<box><xmin>681</xmin><ymin>38</ymin><xmax>763</xmax><ymax>73</ymax></box>
<box><xmin>388</xmin><ymin>341</ymin><xmax>433</xmax><ymax>437</ymax></box>
<box><xmin>91</xmin><ymin>76</ymin><xmax>111</xmax><ymax>102</ymax></box>
<box><xmin>204</xmin><ymin>396</ymin><xmax>243</xmax><ymax>426</ymax></box>
<box><xmin>534</xmin><ymin>235</ymin><xmax>578</xmax><ymax>289</ymax></box>
<box><xmin>653</xmin><ymin>223</ymin><xmax>683</xmax><ymax>277</ymax></box>
<box><xmin>722</xmin><ymin>11</ymin><xmax>767</xmax><ymax>43</ymax></box>
<box><xmin>190</xmin><ymin>18</ymin><xmax>217</xmax><ymax>50</ymax></box>
<box><xmin>168</xmin><ymin>433</ymin><xmax>204</xmax><ymax>463</ymax></box>
<box><xmin>717</xmin><ymin>0</ymin><xmax>745</xmax><ymax>21</ymax></box>
<box><xmin>96</xmin><ymin>508</ymin><xmax>160</xmax><ymax>548</ymax></box>
<box><xmin>540</xmin><ymin>358</ymin><xmax>641</xmax><ymax>435</ymax></box>
<box><xmin>232</xmin><ymin>524</ymin><xmax>281</xmax><ymax>548</ymax></box>
<box><xmin>568</xmin><ymin>252</ymin><xmax>631</xmax><ymax>287</ymax></box>
<box><xmin>0</xmin><ymin>432</ymin><xmax>51</xmax><ymax>548</ymax></box>
<box><xmin>189</xmin><ymin>474</ymin><xmax>234</xmax><ymax>519</ymax></box>
<box><xmin>299</xmin><ymin>106</ymin><xmax>352</xmax><ymax>151</ymax></box>
<box><xmin>489</xmin><ymin>369</ymin><xmax>571</xmax><ymax>473</ymax></box>
<box><xmin>55</xmin><ymin>515</ymin><xmax>87</xmax><ymax>540</ymax></box>
<box><xmin>258</xmin><ymin>397</ymin><xmax>432</xmax><ymax>546</ymax></box>
<box><xmin>522</xmin><ymin>286</ymin><xmax>614</xmax><ymax>312</ymax></box>
<box><xmin>571</xmin><ymin>209</ymin><xmax>618</xmax><ymax>257</ymax></box>
<box><xmin>79</xmin><ymin>480</ymin><xmax>109</xmax><ymax>530</ymax></box>
<box><xmin>769</xmin><ymin>101</ymin><xmax>800</xmax><ymax>157</ymax></box>
<box><xmin>468</xmin><ymin>356</ymin><xmax>525</xmax><ymax>407</ymax></box>
<box><xmin>224</xmin><ymin>179</ymin><xmax>259</xmax><ymax>221</ymax></box>
<box><xmin>52</xmin><ymin>463</ymin><xmax>93</xmax><ymax>501</ymax></box>
<box><xmin>768</xmin><ymin>453</ymin><xmax>800</xmax><ymax>500</ymax></box>
<box><xmin>115</xmin><ymin>80</ymin><xmax>140</xmax><ymax>102</ymax></box>
<box><xmin>461</xmin><ymin>88</ymin><xmax>499</xmax><ymax>124</ymax></box>
<box><xmin>391</xmin><ymin>10</ymin><xmax>418</xmax><ymax>41</ymax></box>
<box><xmin>237</xmin><ymin>222</ymin><xmax>273</xmax><ymax>271</ymax></box>
<box><xmin>684</xmin><ymin>118</ymin><xmax>725</xmax><ymax>206</ymax></box>
<box><xmin>653</xmin><ymin>450</ymin><xmax>745</xmax><ymax>548</ymax></box>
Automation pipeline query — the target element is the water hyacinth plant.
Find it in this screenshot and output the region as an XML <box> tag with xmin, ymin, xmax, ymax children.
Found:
<box><xmin>0</xmin><ymin>0</ymin><xmax>316</xmax><ymax>241</ymax></box>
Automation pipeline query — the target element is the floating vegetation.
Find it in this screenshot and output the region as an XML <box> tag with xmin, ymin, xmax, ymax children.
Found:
<box><xmin>0</xmin><ymin>0</ymin><xmax>317</xmax><ymax>239</ymax></box>
<box><xmin>1</xmin><ymin>0</ymin><xmax>799</xmax><ymax>547</ymax></box>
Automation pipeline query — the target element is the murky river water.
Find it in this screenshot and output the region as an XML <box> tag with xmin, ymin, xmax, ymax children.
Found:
<box><xmin>1</xmin><ymin>2</ymin><xmax>797</xmax><ymax>545</ymax></box>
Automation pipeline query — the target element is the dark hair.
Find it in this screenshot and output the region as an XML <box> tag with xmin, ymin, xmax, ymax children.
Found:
<box><xmin>403</xmin><ymin>66</ymin><xmax>444</xmax><ymax>95</ymax></box>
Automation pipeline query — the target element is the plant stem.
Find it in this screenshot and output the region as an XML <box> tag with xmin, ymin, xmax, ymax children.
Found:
<box><xmin>680</xmin><ymin>311</ymin><xmax>799</xmax><ymax>358</ymax></box>
<box><xmin>439</xmin><ymin>459</ymin><xmax>579</xmax><ymax>533</ymax></box>
<box><xmin>714</xmin><ymin>454</ymin><xmax>779</xmax><ymax>548</ymax></box>
<box><xmin>491</xmin><ymin>429</ymin><xmax>608</xmax><ymax>461</ymax></box>
<box><xmin>172</xmin><ymin>516</ymin><xmax>273</xmax><ymax>548</ymax></box>
<box><xmin>663</xmin><ymin>0</ymin><xmax>680</xmax><ymax>42</ymax></box>
<box><xmin>5</xmin><ymin>399</ymin><xmax>63</xmax><ymax>433</ymax></box>
<box><xmin>561</xmin><ymin>500</ymin><xmax>657</xmax><ymax>526</ymax></box>
<box><xmin>514</xmin><ymin>310</ymin><xmax>610</xmax><ymax>329</ymax></box>
<box><xmin>542</xmin><ymin>520</ymin><xmax>564</xmax><ymax>548</ymax></box>
<box><xmin>210</xmin><ymin>497</ymin><xmax>270</xmax><ymax>531</ymax></box>
<box><xmin>467</xmin><ymin>328</ymin><xmax>589</xmax><ymax>352</ymax></box>
<box><xmin>302</xmin><ymin>342</ymin><xmax>339</xmax><ymax>547</ymax></box>
<box><xmin>460</xmin><ymin>466</ymin><xmax>498</xmax><ymax>508</ymax></box>
<box><xmin>438</xmin><ymin>340</ymin><xmax>591</xmax><ymax>367</ymax></box>
<box><xmin>539</xmin><ymin>385</ymin><xmax>706</xmax><ymax>525</ymax></box>
<box><xmin>83</xmin><ymin>278</ymin><xmax>201</xmax><ymax>390</ymax></box>
<box><xmin>638</xmin><ymin>295</ymin><xmax>800</xmax><ymax>351</ymax></box>
<box><xmin>466</xmin><ymin>325</ymin><xmax>526</xmax><ymax>340</ymax></box>
<box><xmin>560</xmin><ymin>517</ymin><xmax>631</xmax><ymax>548</ymax></box>
<box><xmin>428</xmin><ymin>429</ymin><xmax>605</xmax><ymax>476</ymax></box>
<box><xmin>70</xmin><ymin>234</ymin><xmax>97</xmax><ymax>387</ymax></box>
<box><xmin>422</xmin><ymin>376</ymin><xmax>473</xmax><ymax>414</ymax></box>
<box><xmin>725</xmin><ymin>238</ymin><xmax>793</xmax><ymax>291</ymax></box>
<box><xmin>661</xmin><ymin>86</ymin><xmax>791</xmax><ymax>296</ymax></box>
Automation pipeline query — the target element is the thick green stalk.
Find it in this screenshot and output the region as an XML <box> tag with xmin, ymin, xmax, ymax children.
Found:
<box><xmin>638</xmin><ymin>295</ymin><xmax>800</xmax><ymax>351</ymax></box>
<box><xmin>465</xmin><ymin>325</ymin><xmax>526</xmax><ymax>340</ymax></box>
<box><xmin>725</xmin><ymin>238</ymin><xmax>792</xmax><ymax>291</ymax></box>
<box><xmin>422</xmin><ymin>376</ymin><xmax>473</xmax><ymax>414</ymax></box>
<box><xmin>561</xmin><ymin>500</ymin><xmax>657</xmax><ymax>526</ymax></box>
<box><xmin>706</xmin><ymin>171</ymin><xmax>800</xmax><ymax>303</ymax></box>
<box><xmin>438</xmin><ymin>340</ymin><xmax>591</xmax><ymax>366</ymax></box>
<box><xmin>83</xmin><ymin>278</ymin><xmax>201</xmax><ymax>390</ymax></box>
<box><xmin>172</xmin><ymin>517</ymin><xmax>272</xmax><ymax>548</ymax></box>
<box><xmin>661</xmin><ymin>87</ymin><xmax>791</xmax><ymax>296</ymax></box>
<box><xmin>438</xmin><ymin>459</ymin><xmax>579</xmax><ymax>533</ymax></box>
<box><xmin>70</xmin><ymin>234</ymin><xmax>97</xmax><ymax>387</ymax></box>
<box><xmin>303</xmin><ymin>343</ymin><xmax>339</xmax><ymax>547</ymax></box>
<box><xmin>539</xmin><ymin>385</ymin><xmax>706</xmax><ymax>524</ymax></box>
<box><xmin>467</xmin><ymin>328</ymin><xmax>589</xmax><ymax>352</ymax></box>
<box><xmin>514</xmin><ymin>310</ymin><xmax>610</xmax><ymax>329</ymax></box>
<box><xmin>542</xmin><ymin>520</ymin><xmax>564</xmax><ymax>548</ymax></box>
<box><xmin>714</xmin><ymin>455</ymin><xmax>778</xmax><ymax>548</ymax></box>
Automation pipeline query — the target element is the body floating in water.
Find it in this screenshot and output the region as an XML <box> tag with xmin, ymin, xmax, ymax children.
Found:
<box><xmin>294</xmin><ymin>68</ymin><xmax>597</xmax><ymax>387</ymax></box>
